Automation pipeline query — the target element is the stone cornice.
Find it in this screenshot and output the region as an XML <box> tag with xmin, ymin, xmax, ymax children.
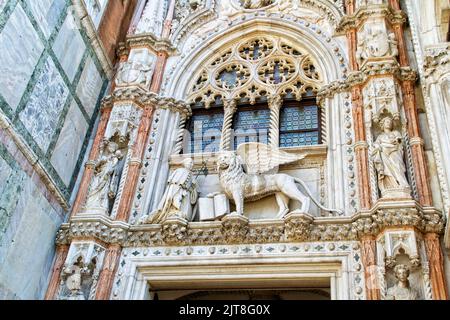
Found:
<box><xmin>101</xmin><ymin>87</ymin><xmax>192</xmax><ymax>116</ymax></box>
<box><xmin>317</xmin><ymin>63</ymin><xmax>417</xmax><ymax>104</ymax></box>
<box><xmin>121</xmin><ymin>34</ymin><xmax>178</xmax><ymax>56</ymax></box>
<box><xmin>336</xmin><ymin>4</ymin><xmax>407</xmax><ymax>34</ymax></box>
<box><xmin>55</xmin><ymin>200</ymin><xmax>444</xmax><ymax>247</ymax></box>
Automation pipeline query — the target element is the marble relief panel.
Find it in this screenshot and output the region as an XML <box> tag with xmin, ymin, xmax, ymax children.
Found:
<box><xmin>19</xmin><ymin>57</ymin><xmax>69</xmax><ymax>152</ymax></box>
<box><xmin>52</xmin><ymin>10</ymin><xmax>86</xmax><ymax>82</ymax></box>
<box><xmin>76</xmin><ymin>57</ymin><xmax>103</xmax><ymax>117</ymax></box>
<box><xmin>26</xmin><ymin>0</ymin><xmax>66</xmax><ymax>39</ymax></box>
<box><xmin>0</xmin><ymin>4</ymin><xmax>44</xmax><ymax>110</ymax></box>
<box><xmin>51</xmin><ymin>99</ymin><xmax>89</xmax><ymax>186</ymax></box>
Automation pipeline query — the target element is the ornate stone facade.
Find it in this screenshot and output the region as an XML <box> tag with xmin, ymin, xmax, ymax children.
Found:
<box><xmin>1</xmin><ymin>0</ymin><xmax>449</xmax><ymax>300</ymax></box>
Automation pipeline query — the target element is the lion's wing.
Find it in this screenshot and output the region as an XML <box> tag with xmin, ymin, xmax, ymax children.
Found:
<box><xmin>236</xmin><ymin>142</ymin><xmax>306</xmax><ymax>174</ymax></box>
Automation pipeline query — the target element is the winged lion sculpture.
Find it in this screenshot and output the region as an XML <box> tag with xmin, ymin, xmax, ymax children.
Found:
<box><xmin>217</xmin><ymin>142</ymin><xmax>343</xmax><ymax>218</ymax></box>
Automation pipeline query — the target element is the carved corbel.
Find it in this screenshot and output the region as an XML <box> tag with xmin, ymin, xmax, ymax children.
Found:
<box><xmin>222</xmin><ymin>215</ymin><xmax>249</xmax><ymax>244</ymax></box>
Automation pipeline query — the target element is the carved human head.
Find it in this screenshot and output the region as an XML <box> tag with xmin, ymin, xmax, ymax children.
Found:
<box><xmin>106</xmin><ymin>141</ymin><xmax>119</xmax><ymax>154</ymax></box>
<box><xmin>182</xmin><ymin>157</ymin><xmax>194</xmax><ymax>170</ymax></box>
<box><xmin>394</xmin><ymin>264</ymin><xmax>410</xmax><ymax>282</ymax></box>
<box><xmin>380</xmin><ymin>116</ymin><xmax>394</xmax><ymax>131</ymax></box>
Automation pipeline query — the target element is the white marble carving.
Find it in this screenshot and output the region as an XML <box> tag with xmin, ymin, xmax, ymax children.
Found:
<box><xmin>217</xmin><ymin>143</ymin><xmax>342</xmax><ymax>218</ymax></box>
<box><xmin>198</xmin><ymin>193</ymin><xmax>230</xmax><ymax>221</ymax></box>
<box><xmin>371</xmin><ymin>116</ymin><xmax>411</xmax><ymax>199</ymax></box>
<box><xmin>386</xmin><ymin>264</ymin><xmax>418</xmax><ymax>300</ymax></box>
<box><xmin>84</xmin><ymin>141</ymin><xmax>124</xmax><ymax>215</ymax></box>
<box><xmin>356</xmin><ymin>26</ymin><xmax>398</xmax><ymax>67</ymax></box>
<box><xmin>115</xmin><ymin>49</ymin><xmax>155</xmax><ymax>89</ymax></box>
<box><xmin>140</xmin><ymin>158</ymin><xmax>198</xmax><ymax>224</ymax></box>
<box><xmin>58</xmin><ymin>242</ymin><xmax>105</xmax><ymax>300</ymax></box>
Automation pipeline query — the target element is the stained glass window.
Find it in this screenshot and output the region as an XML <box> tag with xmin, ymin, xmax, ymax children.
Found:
<box><xmin>233</xmin><ymin>106</ymin><xmax>270</xmax><ymax>150</ymax></box>
<box><xmin>279</xmin><ymin>101</ymin><xmax>321</xmax><ymax>147</ymax></box>
<box><xmin>188</xmin><ymin>109</ymin><xmax>224</xmax><ymax>154</ymax></box>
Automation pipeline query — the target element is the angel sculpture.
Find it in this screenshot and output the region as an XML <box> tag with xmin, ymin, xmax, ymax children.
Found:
<box><xmin>217</xmin><ymin>142</ymin><xmax>343</xmax><ymax>218</ymax></box>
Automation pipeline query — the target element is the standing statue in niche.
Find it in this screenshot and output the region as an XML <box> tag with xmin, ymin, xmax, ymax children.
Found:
<box><xmin>140</xmin><ymin>158</ymin><xmax>198</xmax><ymax>224</ymax></box>
<box><xmin>61</xmin><ymin>257</ymin><xmax>91</xmax><ymax>300</ymax></box>
<box><xmin>372</xmin><ymin>116</ymin><xmax>410</xmax><ymax>197</ymax></box>
<box><xmin>84</xmin><ymin>141</ymin><xmax>124</xmax><ymax>214</ymax></box>
<box><xmin>386</xmin><ymin>264</ymin><xmax>418</xmax><ymax>300</ymax></box>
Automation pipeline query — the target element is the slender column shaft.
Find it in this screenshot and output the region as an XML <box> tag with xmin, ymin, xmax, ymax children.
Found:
<box><xmin>95</xmin><ymin>244</ymin><xmax>122</xmax><ymax>300</ymax></box>
<box><xmin>44</xmin><ymin>245</ymin><xmax>69</xmax><ymax>300</ymax></box>
<box><xmin>220</xmin><ymin>100</ymin><xmax>237</xmax><ymax>151</ymax></box>
<box><xmin>268</xmin><ymin>95</ymin><xmax>282</xmax><ymax>148</ymax></box>
<box><xmin>116</xmin><ymin>105</ymin><xmax>154</xmax><ymax>222</ymax></box>
<box><xmin>361</xmin><ymin>236</ymin><xmax>381</xmax><ymax>300</ymax></box>
<box><xmin>172</xmin><ymin>114</ymin><xmax>188</xmax><ymax>154</ymax></box>
<box><xmin>150</xmin><ymin>51</ymin><xmax>169</xmax><ymax>93</ymax></box>
<box><xmin>352</xmin><ymin>86</ymin><xmax>372</xmax><ymax>210</ymax></box>
<box><xmin>424</xmin><ymin>233</ymin><xmax>449</xmax><ymax>300</ymax></box>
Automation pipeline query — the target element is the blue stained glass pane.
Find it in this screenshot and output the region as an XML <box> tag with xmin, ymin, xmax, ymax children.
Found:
<box><xmin>280</xmin><ymin>104</ymin><xmax>320</xmax><ymax>147</ymax></box>
<box><xmin>189</xmin><ymin>112</ymin><xmax>224</xmax><ymax>153</ymax></box>
<box><xmin>280</xmin><ymin>131</ymin><xmax>320</xmax><ymax>147</ymax></box>
<box><xmin>280</xmin><ymin>105</ymin><xmax>319</xmax><ymax>131</ymax></box>
<box><xmin>233</xmin><ymin>109</ymin><xmax>270</xmax><ymax>149</ymax></box>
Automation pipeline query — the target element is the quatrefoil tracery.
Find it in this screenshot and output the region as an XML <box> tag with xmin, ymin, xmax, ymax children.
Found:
<box><xmin>188</xmin><ymin>37</ymin><xmax>323</xmax><ymax>107</ymax></box>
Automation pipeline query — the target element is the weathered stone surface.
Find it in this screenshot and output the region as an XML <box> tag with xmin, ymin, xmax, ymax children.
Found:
<box><xmin>19</xmin><ymin>57</ymin><xmax>69</xmax><ymax>152</ymax></box>
<box><xmin>50</xmin><ymin>99</ymin><xmax>88</xmax><ymax>185</ymax></box>
<box><xmin>0</xmin><ymin>4</ymin><xmax>44</xmax><ymax>109</ymax></box>
<box><xmin>76</xmin><ymin>57</ymin><xmax>103</xmax><ymax>117</ymax></box>
<box><xmin>27</xmin><ymin>0</ymin><xmax>66</xmax><ymax>39</ymax></box>
<box><xmin>52</xmin><ymin>11</ymin><xmax>86</xmax><ymax>81</ymax></box>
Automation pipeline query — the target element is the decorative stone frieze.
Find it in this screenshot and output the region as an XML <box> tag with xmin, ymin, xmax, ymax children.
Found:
<box><xmin>423</xmin><ymin>44</ymin><xmax>450</xmax><ymax>83</ymax></box>
<box><xmin>55</xmin><ymin>200</ymin><xmax>444</xmax><ymax>247</ymax></box>
<box><xmin>336</xmin><ymin>4</ymin><xmax>406</xmax><ymax>34</ymax></box>
<box><xmin>101</xmin><ymin>87</ymin><xmax>191</xmax><ymax>116</ymax></box>
<box><xmin>317</xmin><ymin>66</ymin><xmax>417</xmax><ymax>105</ymax></box>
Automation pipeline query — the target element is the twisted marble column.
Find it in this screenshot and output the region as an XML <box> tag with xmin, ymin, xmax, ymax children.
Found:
<box><xmin>172</xmin><ymin>114</ymin><xmax>188</xmax><ymax>155</ymax></box>
<box><xmin>220</xmin><ymin>99</ymin><xmax>237</xmax><ymax>151</ymax></box>
<box><xmin>268</xmin><ymin>94</ymin><xmax>283</xmax><ymax>148</ymax></box>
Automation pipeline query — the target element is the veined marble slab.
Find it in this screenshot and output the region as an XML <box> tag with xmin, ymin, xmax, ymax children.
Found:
<box><xmin>19</xmin><ymin>57</ymin><xmax>69</xmax><ymax>152</ymax></box>
<box><xmin>52</xmin><ymin>11</ymin><xmax>86</xmax><ymax>82</ymax></box>
<box><xmin>0</xmin><ymin>175</ymin><xmax>61</xmax><ymax>299</ymax></box>
<box><xmin>0</xmin><ymin>0</ymin><xmax>7</xmax><ymax>12</ymax></box>
<box><xmin>76</xmin><ymin>56</ymin><xmax>103</xmax><ymax>117</ymax></box>
<box><xmin>0</xmin><ymin>4</ymin><xmax>44</xmax><ymax>110</ymax></box>
<box><xmin>27</xmin><ymin>0</ymin><xmax>66</xmax><ymax>39</ymax></box>
<box><xmin>51</xmin><ymin>99</ymin><xmax>89</xmax><ymax>186</ymax></box>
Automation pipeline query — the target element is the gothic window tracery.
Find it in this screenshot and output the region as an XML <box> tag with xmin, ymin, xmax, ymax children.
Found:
<box><xmin>185</xmin><ymin>35</ymin><xmax>323</xmax><ymax>153</ymax></box>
